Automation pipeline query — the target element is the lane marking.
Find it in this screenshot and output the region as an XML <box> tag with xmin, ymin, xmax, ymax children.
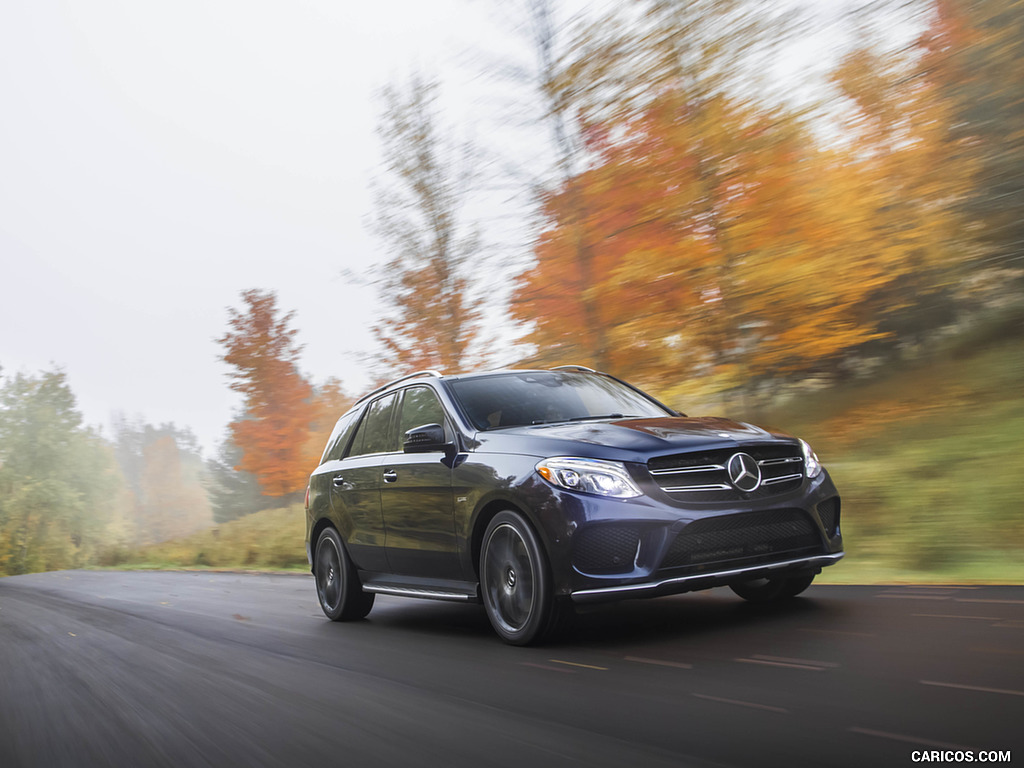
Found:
<box><xmin>921</xmin><ymin>680</ymin><xmax>1024</xmax><ymax>697</ymax></box>
<box><xmin>548</xmin><ymin>659</ymin><xmax>608</xmax><ymax>671</ymax></box>
<box><xmin>912</xmin><ymin>613</ymin><xmax>1003</xmax><ymax>621</ymax></box>
<box><xmin>692</xmin><ymin>693</ymin><xmax>788</xmax><ymax>713</ymax></box>
<box><xmin>849</xmin><ymin>727</ymin><xmax>972</xmax><ymax>751</ymax></box>
<box><xmin>875</xmin><ymin>594</ymin><xmax>950</xmax><ymax>600</ymax></box>
<box><xmin>799</xmin><ymin>628</ymin><xmax>876</xmax><ymax>638</ymax></box>
<box><xmin>893</xmin><ymin>585</ymin><xmax>980</xmax><ymax>590</ymax></box>
<box><xmin>625</xmin><ymin>655</ymin><xmax>693</xmax><ymax>669</ymax></box>
<box><xmin>752</xmin><ymin>654</ymin><xmax>839</xmax><ymax>668</ymax></box>
<box><xmin>521</xmin><ymin>662</ymin><xmax>576</xmax><ymax>674</ymax></box>
<box><xmin>954</xmin><ymin>598</ymin><xmax>1024</xmax><ymax>605</ymax></box>
<box><xmin>735</xmin><ymin>658</ymin><xmax>827</xmax><ymax>671</ymax></box>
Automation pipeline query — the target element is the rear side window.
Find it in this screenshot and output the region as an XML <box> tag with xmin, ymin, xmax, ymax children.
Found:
<box><xmin>398</xmin><ymin>386</ymin><xmax>447</xmax><ymax>440</ymax></box>
<box><xmin>346</xmin><ymin>393</ymin><xmax>399</xmax><ymax>457</ymax></box>
<box><xmin>322</xmin><ymin>410</ymin><xmax>360</xmax><ymax>463</ymax></box>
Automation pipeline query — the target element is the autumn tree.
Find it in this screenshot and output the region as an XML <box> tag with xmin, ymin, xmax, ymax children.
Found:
<box><xmin>368</xmin><ymin>74</ymin><xmax>482</xmax><ymax>377</ymax></box>
<box><xmin>922</xmin><ymin>0</ymin><xmax>1024</xmax><ymax>280</ymax></box>
<box><xmin>505</xmin><ymin>1</ymin><xmax>812</xmax><ymax>377</ymax></box>
<box><xmin>510</xmin><ymin>2</ymin><xmax>835</xmax><ymax>383</ymax></box>
<box><xmin>111</xmin><ymin>417</ymin><xmax>213</xmax><ymax>540</ymax></box>
<box><xmin>218</xmin><ymin>289</ymin><xmax>318</xmax><ymax>498</ymax></box>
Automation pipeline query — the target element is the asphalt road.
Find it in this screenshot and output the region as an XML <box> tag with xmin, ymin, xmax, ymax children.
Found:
<box><xmin>1</xmin><ymin>571</ymin><xmax>1021</xmax><ymax>768</ymax></box>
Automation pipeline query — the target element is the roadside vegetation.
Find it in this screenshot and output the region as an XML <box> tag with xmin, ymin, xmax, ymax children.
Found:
<box><xmin>99</xmin><ymin>505</ymin><xmax>308</xmax><ymax>573</ymax></box>
<box><xmin>92</xmin><ymin>314</ymin><xmax>1024</xmax><ymax>583</ymax></box>
<box><xmin>3</xmin><ymin>0</ymin><xmax>1022</xmax><ymax>584</ymax></box>
<box><xmin>752</xmin><ymin>314</ymin><xmax>1024</xmax><ymax>584</ymax></box>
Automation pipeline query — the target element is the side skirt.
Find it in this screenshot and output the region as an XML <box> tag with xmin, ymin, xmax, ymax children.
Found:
<box><xmin>359</xmin><ymin>571</ymin><xmax>480</xmax><ymax>603</ymax></box>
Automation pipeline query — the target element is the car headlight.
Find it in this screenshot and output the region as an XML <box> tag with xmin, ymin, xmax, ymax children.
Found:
<box><xmin>536</xmin><ymin>457</ymin><xmax>642</xmax><ymax>499</ymax></box>
<box><xmin>800</xmin><ymin>440</ymin><xmax>822</xmax><ymax>478</ymax></box>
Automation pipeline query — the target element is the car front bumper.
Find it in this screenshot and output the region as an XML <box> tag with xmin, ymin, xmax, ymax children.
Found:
<box><xmin>570</xmin><ymin>550</ymin><xmax>844</xmax><ymax>604</ymax></box>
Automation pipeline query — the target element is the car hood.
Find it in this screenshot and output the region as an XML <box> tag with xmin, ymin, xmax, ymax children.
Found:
<box><xmin>472</xmin><ymin>416</ymin><xmax>797</xmax><ymax>462</ymax></box>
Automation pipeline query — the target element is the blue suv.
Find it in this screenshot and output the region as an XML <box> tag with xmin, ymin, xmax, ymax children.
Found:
<box><xmin>306</xmin><ymin>367</ymin><xmax>844</xmax><ymax>644</ymax></box>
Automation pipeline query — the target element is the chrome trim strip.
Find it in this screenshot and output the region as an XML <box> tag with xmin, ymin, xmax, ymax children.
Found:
<box><xmin>570</xmin><ymin>552</ymin><xmax>845</xmax><ymax>603</ymax></box>
<box><xmin>759</xmin><ymin>456</ymin><xmax>803</xmax><ymax>466</ymax></box>
<box><xmin>649</xmin><ymin>464</ymin><xmax>725</xmax><ymax>476</ymax></box>
<box><xmin>661</xmin><ymin>483</ymin><xmax>733</xmax><ymax>492</ymax></box>
<box><xmin>363</xmin><ymin>585</ymin><xmax>472</xmax><ymax>601</ymax></box>
<box><xmin>762</xmin><ymin>473</ymin><xmax>803</xmax><ymax>485</ymax></box>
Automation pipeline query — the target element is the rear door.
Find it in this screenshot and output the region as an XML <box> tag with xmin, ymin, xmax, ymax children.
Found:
<box><xmin>329</xmin><ymin>393</ymin><xmax>399</xmax><ymax>572</ymax></box>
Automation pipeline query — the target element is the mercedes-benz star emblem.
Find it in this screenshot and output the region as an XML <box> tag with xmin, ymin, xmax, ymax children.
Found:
<box><xmin>727</xmin><ymin>452</ymin><xmax>762</xmax><ymax>492</ymax></box>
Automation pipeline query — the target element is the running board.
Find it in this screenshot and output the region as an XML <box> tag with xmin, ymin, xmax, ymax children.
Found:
<box><xmin>362</xmin><ymin>584</ymin><xmax>475</xmax><ymax>602</ymax></box>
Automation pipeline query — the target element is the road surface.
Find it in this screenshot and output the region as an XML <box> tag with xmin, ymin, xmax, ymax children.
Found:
<box><xmin>1</xmin><ymin>571</ymin><xmax>1021</xmax><ymax>767</ymax></box>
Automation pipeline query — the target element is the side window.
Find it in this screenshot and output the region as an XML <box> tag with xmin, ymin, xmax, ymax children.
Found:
<box><xmin>398</xmin><ymin>386</ymin><xmax>447</xmax><ymax>440</ymax></box>
<box><xmin>347</xmin><ymin>393</ymin><xmax>399</xmax><ymax>457</ymax></box>
<box><xmin>322</xmin><ymin>410</ymin><xmax>360</xmax><ymax>463</ymax></box>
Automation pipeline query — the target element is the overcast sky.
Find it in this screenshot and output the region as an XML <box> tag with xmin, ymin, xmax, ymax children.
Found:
<box><xmin>1</xmin><ymin>0</ymin><xmax>519</xmax><ymax>454</ymax></box>
<box><xmin>1</xmin><ymin>0</ymin><xmax>872</xmax><ymax>456</ymax></box>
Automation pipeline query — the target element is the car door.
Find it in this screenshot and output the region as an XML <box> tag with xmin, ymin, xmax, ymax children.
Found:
<box><xmin>379</xmin><ymin>385</ymin><xmax>460</xmax><ymax>579</ymax></box>
<box><xmin>328</xmin><ymin>394</ymin><xmax>399</xmax><ymax>573</ymax></box>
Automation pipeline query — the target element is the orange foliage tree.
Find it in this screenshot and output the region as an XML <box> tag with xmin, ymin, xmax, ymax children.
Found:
<box><xmin>218</xmin><ymin>290</ymin><xmax>318</xmax><ymax>498</ymax></box>
<box><xmin>369</xmin><ymin>75</ymin><xmax>481</xmax><ymax>377</ymax></box>
<box><xmin>513</xmin><ymin>90</ymin><xmax>899</xmax><ymax>390</ymax></box>
<box><xmin>137</xmin><ymin>435</ymin><xmax>213</xmax><ymax>544</ymax></box>
<box><xmin>511</xmin><ymin>0</ymin><xmax>983</xmax><ymax>396</ymax></box>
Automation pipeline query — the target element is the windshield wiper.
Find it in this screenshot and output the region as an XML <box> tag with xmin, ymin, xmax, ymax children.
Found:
<box><xmin>530</xmin><ymin>413</ymin><xmax>632</xmax><ymax>425</ymax></box>
<box><xmin>565</xmin><ymin>413</ymin><xmax>633</xmax><ymax>422</ymax></box>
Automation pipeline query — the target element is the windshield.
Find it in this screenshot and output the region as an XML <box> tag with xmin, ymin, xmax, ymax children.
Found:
<box><xmin>447</xmin><ymin>371</ymin><xmax>672</xmax><ymax>431</ymax></box>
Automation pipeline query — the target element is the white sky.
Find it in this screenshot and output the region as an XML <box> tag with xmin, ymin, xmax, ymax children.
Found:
<box><xmin>1</xmin><ymin>0</ymin><xmax>512</xmax><ymax>454</ymax></box>
<box><xmin>1</xmin><ymin>0</ymin><xmax>876</xmax><ymax>456</ymax></box>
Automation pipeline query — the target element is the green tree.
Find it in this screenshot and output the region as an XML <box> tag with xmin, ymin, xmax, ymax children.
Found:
<box><xmin>205</xmin><ymin>425</ymin><xmax>276</xmax><ymax>524</ymax></box>
<box><xmin>0</xmin><ymin>370</ymin><xmax>121</xmax><ymax>575</ymax></box>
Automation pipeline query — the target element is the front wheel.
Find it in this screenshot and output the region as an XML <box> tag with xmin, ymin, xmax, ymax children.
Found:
<box><xmin>730</xmin><ymin>573</ymin><xmax>816</xmax><ymax>603</ymax></box>
<box><xmin>480</xmin><ymin>510</ymin><xmax>563</xmax><ymax>645</ymax></box>
<box><xmin>314</xmin><ymin>527</ymin><xmax>374</xmax><ymax>621</ymax></box>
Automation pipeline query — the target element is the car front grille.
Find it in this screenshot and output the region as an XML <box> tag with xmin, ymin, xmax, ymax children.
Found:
<box><xmin>817</xmin><ymin>497</ymin><xmax>840</xmax><ymax>537</ymax></box>
<box><xmin>648</xmin><ymin>444</ymin><xmax>805</xmax><ymax>502</ymax></box>
<box><xmin>573</xmin><ymin>525</ymin><xmax>641</xmax><ymax>575</ymax></box>
<box><xmin>660</xmin><ymin>509</ymin><xmax>822</xmax><ymax>572</ymax></box>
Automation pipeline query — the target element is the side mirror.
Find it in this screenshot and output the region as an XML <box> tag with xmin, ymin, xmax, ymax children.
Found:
<box><xmin>403</xmin><ymin>423</ymin><xmax>449</xmax><ymax>453</ymax></box>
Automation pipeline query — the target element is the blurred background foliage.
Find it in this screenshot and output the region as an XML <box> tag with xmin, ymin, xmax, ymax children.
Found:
<box><xmin>1</xmin><ymin>0</ymin><xmax>1021</xmax><ymax>580</ymax></box>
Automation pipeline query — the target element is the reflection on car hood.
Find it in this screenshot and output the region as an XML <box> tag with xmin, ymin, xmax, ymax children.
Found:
<box><xmin>475</xmin><ymin>416</ymin><xmax>795</xmax><ymax>461</ymax></box>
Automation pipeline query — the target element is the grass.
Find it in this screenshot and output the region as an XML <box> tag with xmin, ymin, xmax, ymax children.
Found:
<box><xmin>98</xmin><ymin>505</ymin><xmax>309</xmax><ymax>573</ymax></box>
<box><xmin>747</xmin><ymin>334</ymin><xmax>1024</xmax><ymax>584</ymax></box>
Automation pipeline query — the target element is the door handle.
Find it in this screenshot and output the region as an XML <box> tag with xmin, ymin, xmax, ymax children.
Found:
<box><xmin>332</xmin><ymin>475</ymin><xmax>345</xmax><ymax>487</ymax></box>
<box><xmin>382</xmin><ymin>469</ymin><xmax>398</xmax><ymax>483</ymax></box>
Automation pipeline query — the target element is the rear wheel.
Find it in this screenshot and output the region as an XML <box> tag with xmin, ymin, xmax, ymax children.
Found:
<box><xmin>480</xmin><ymin>510</ymin><xmax>563</xmax><ymax>645</ymax></box>
<box><xmin>730</xmin><ymin>573</ymin><xmax>815</xmax><ymax>603</ymax></box>
<box><xmin>315</xmin><ymin>527</ymin><xmax>374</xmax><ymax>621</ymax></box>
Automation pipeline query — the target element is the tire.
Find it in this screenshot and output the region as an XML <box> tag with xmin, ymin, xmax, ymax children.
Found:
<box><xmin>480</xmin><ymin>510</ymin><xmax>562</xmax><ymax>645</ymax></box>
<box><xmin>730</xmin><ymin>573</ymin><xmax>815</xmax><ymax>603</ymax></box>
<box><xmin>314</xmin><ymin>527</ymin><xmax>375</xmax><ymax>621</ymax></box>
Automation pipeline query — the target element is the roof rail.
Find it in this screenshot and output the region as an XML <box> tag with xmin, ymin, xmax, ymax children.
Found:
<box><xmin>551</xmin><ymin>364</ymin><xmax>596</xmax><ymax>373</ymax></box>
<box><xmin>354</xmin><ymin>370</ymin><xmax>443</xmax><ymax>406</ymax></box>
